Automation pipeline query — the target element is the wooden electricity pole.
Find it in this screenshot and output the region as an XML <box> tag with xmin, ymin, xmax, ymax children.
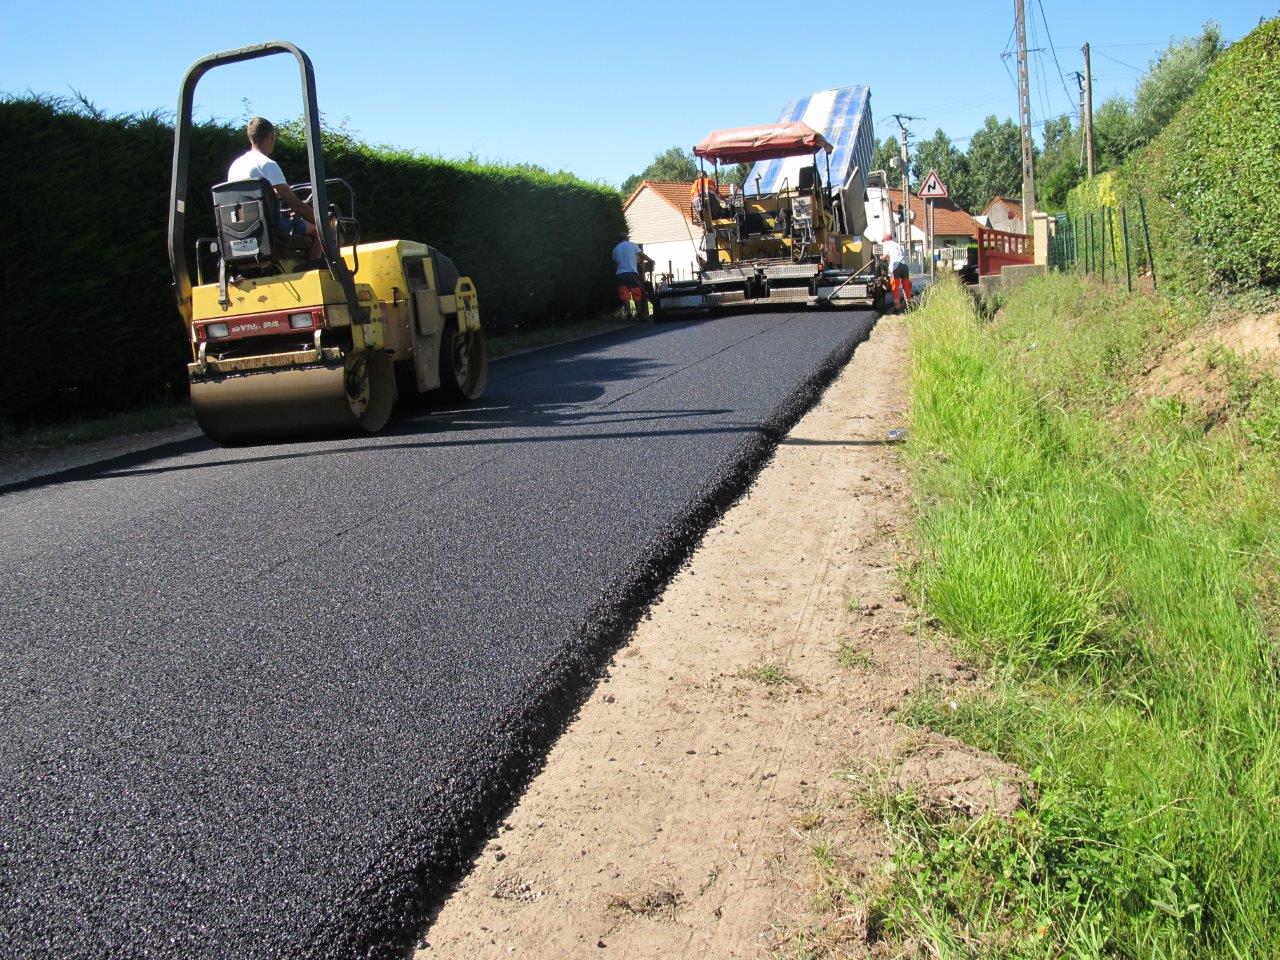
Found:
<box><xmin>1082</xmin><ymin>42</ymin><xmax>1096</xmax><ymax>178</ymax></box>
<box><xmin>1014</xmin><ymin>0</ymin><xmax>1036</xmax><ymax>222</ymax></box>
<box><xmin>893</xmin><ymin>114</ymin><xmax>918</xmax><ymax>261</ymax></box>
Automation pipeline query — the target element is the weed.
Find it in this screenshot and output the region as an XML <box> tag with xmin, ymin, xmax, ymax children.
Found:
<box><xmin>794</xmin><ymin>808</ymin><xmax>825</xmax><ymax>831</ymax></box>
<box><xmin>836</xmin><ymin>642</ymin><xmax>874</xmax><ymax>670</ymax></box>
<box><xmin>740</xmin><ymin>659</ymin><xmax>802</xmax><ymax>689</ymax></box>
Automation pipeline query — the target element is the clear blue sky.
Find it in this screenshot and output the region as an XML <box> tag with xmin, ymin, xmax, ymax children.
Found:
<box><xmin>1</xmin><ymin>1</ymin><xmax>1271</xmax><ymax>186</ymax></box>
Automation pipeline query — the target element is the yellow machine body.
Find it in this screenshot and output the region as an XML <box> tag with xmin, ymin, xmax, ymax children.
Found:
<box><xmin>187</xmin><ymin>240</ymin><xmax>486</xmax><ymax>444</ymax></box>
<box><xmin>653</xmin><ymin>160</ymin><xmax>883</xmax><ymax>315</ymax></box>
<box><xmin>707</xmin><ymin>193</ymin><xmax>868</xmax><ymax>271</ymax></box>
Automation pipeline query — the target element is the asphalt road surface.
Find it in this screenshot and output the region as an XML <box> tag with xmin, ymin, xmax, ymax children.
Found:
<box><xmin>1</xmin><ymin>309</ymin><xmax>876</xmax><ymax>959</ymax></box>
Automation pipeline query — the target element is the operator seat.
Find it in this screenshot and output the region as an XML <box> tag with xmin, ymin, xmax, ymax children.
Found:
<box><xmin>797</xmin><ymin>165</ymin><xmax>822</xmax><ymax>196</ymax></box>
<box><xmin>211</xmin><ymin>178</ymin><xmax>312</xmax><ymax>271</ymax></box>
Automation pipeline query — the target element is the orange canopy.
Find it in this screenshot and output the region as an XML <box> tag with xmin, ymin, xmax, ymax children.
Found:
<box><xmin>693</xmin><ymin>121</ymin><xmax>833</xmax><ymax>164</ymax></box>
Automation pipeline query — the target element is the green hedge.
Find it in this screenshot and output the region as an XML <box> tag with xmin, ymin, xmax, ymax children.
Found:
<box><xmin>0</xmin><ymin>97</ymin><xmax>625</xmax><ymax>425</ymax></box>
<box><xmin>1066</xmin><ymin>19</ymin><xmax>1280</xmax><ymax>295</ymax></box>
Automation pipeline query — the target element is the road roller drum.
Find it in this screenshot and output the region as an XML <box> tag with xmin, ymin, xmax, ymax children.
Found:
<box><xmin>190</xmin><ymin>349</ymin><xmax>396</xmax><ymax>444</ymax></box>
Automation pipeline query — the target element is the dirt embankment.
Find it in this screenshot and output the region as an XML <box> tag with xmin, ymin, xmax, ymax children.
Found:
<box><xmin>421</xmin><ymin>317</ymin><xmax>1015</xmax><ymax>959</ymax></box>
<box><xmin>1129</xmin><ymin>308</ymin><xmax>1280</xmax><ymax>422</ymax></box>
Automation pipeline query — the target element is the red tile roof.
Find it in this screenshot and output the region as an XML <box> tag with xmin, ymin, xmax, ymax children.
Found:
<box><xmin>982</xmin><ymin>195</ymin><xmax>1024</xmax><ymax>219</ymax></box>
<box><xmin>624</xmin><ymin>180</ymin><xmax>696</xmax><ymax>223</ymax></box>
<box><xmin>887</xmin><ymin>188</ymin><xmax>980</xmax><ymax>240</ymax></box>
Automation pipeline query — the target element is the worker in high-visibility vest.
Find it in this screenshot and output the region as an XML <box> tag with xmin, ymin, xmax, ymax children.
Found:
<box><xmin>881</xmin><ymin>233</ymin><xmax>913</xmax><ymax>310</ymax></box>
<box><xmin>690</xmin><ymin>174</ymin><xmax>721</xmax><ymax>226</ymax></box>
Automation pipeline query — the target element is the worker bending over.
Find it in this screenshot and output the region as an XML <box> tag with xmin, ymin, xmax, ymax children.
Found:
<box><xmin>612</xmin><ymin>235</ymin><xmax>654</xmax><ymax>319</ymax></box>
<box><xmin>228</xmin><ymin>117</ymin><xmax>324</xmax><ymax>261</ymax></box>
<box><xmin>881</xmin><ymin>233</ymin><xmax>913</xmax><ymax>311</ymax></box>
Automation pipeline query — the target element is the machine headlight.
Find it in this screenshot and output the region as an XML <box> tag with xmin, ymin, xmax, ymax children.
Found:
<box><xmin>288</xmin><ymin>311</ymin><xmax>314</xmax><ymax>329</ymax></box>
<box><xmin>206</xmin><ymin>322</ymin><xmax>230</xmax><ymax>339</ymax></box>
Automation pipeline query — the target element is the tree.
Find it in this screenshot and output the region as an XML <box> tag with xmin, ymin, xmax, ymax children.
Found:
<box><xmin>720</xmin><ymin>162</ymin><xmax>751</xmax><ymax>188</ymax></box>
<box><xmin>872</xmin><ymin>136</ymin><xmax>903</xmax><ymax>187</ymax></box>
<box><xmin>911</xmin><ymin>128</ymin><xmax>972</xmax><ymax>210</ymax></box>
<box><xmin>1133</xmin><ymin>21</ymin><xmax>1225</xmax><ymax>146</ymax></box>
<box><xmin>1080</xmin><ymin>22</ymin><xmax>1226</xmax><ymax>176</ymax></box>
<box><xmin>1037</xmin><ymin>116</ymin><xmax>1081</xmax><ymax>210</ymax></box>
<box><xmin>1093</xmin><ymin>96</ymin><xmax>1139</xmax><ymax>170</ymax></box>
<box><xmin>622</xmin><ymin>147</ymin><xmax>700</xmax><ymax>194</ymax></box>
<box><xmin>964</xmin><ymin>116</ymin><xmax>1022</xmax><ymax>209</ymax></box>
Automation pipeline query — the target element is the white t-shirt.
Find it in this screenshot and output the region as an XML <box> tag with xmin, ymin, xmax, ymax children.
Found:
<box><xmin>881</xmin><ymin>238</ymin><xmax>906</xmax><ymax>269</ymax></box>
<box><xmin>227</xmin><ymin>148</ymin><xmax>287</xmax><ymax>187</ymax></box>
<box><xmin>612</xmin><ymin>240</ymin><xmax>641</xmax><ymax>275</ymax></box>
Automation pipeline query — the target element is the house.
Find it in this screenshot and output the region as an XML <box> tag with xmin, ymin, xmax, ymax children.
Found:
<box><xmin>622</xmin><ymin>181</ymin><xmax>703</xmax><ymax>281</ymax></box>
<box><xmin>978</xmin><ymin>196</ymin><xmax>1025</xmax><ymax>234</ymax></box>
<box><xmin>870</xmin><ymin>187</ymin><xmax>980</xmax><ymax>269</ymax></box>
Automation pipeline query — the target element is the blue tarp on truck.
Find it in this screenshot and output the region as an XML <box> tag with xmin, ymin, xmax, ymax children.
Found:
<box><xmin>747</xmin><ymin>85</ymin><xmax>874</xmax><ymax>197</ymax></box>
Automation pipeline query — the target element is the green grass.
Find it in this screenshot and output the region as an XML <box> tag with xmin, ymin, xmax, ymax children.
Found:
<box><xmin>875</xmin><ymin>273</ymin><xmax>1280</xmax><ymax>958</ymax></box>
<box><xmin>836</xmin><ymin>641</ymin><xmax>874</xmax><ymax>671</ymax></box>
<box><xmin>740</xmin><ymin>659</ymin><xmax>802</xmax><ymax>688</ymax></box>
<box><xmin>0</xmin><ymin>403</ymin><xmax>194</xmax><ymax>456</ymax></box>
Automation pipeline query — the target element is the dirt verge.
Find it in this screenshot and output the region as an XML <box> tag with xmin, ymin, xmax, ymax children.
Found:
<box><xmin>420</xmin><ymin>316</ymin><xmax>1005</xmax><ymax>958</ymax></box>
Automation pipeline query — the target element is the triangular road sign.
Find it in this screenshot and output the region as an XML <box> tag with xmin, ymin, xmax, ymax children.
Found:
<box><xmin>919</xmin><ymin>169</ymin><xmax>949</xmax><ymax>199</ymax></box>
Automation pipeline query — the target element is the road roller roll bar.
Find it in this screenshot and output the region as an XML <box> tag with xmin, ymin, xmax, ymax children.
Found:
<box><xmin>167</xmin><ymin>41</ymin><xmax>366</xmax><ymax>330</ymax></box>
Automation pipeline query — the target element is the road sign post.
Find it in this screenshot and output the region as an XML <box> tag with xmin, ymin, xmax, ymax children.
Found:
<box><xmin>918</xmin><ymin>170</ymin><xmax>949</xmax><ymax>278</ymax></box>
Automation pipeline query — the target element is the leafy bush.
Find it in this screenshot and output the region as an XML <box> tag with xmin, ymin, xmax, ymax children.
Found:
<box><xmin>1067</xmin><ymin>19</ymin><xmax>1280</xmax><ymax>294</ymax></box>
<box><xmin>0</xmin><ymin>96</ymin><xmax>624</xmax><ymax>425</ymax></box>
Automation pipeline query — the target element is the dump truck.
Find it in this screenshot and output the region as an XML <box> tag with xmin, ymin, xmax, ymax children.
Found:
<box><xmin>168</xmin><ymin>41</ymin><xmax>487</xmax><ymax>444</ymax></box>
<box><xmin>652</xmin><ymin>85</ymin><xmax>887</xmax><ymax>316</ymax></box>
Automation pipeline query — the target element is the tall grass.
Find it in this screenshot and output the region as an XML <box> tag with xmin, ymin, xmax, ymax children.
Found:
<box><xmin>882</xmin><ymin>275</ymin><xmax>1280</xmax><ymax>958</ymax></box>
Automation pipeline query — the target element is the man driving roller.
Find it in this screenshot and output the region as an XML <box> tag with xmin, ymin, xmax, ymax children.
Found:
<box><xmin>227</xmin><ymin>117</ymin><xmax>323</xmax><ymax>261</ymax></box>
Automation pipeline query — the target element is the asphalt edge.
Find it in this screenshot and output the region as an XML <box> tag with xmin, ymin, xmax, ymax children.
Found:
<box><xmin>318</xmin><ymin>313</ymin><xmax>881</xmax><ymax>959</ymax></box>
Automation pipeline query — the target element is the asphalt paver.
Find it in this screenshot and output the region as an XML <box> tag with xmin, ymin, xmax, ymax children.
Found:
<box><xmin>0</xmin><ymin>309</ymin><xmax>875</xmax><ymax>959</ymax></box>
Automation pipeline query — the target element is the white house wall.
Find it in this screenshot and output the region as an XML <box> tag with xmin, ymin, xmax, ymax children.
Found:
<box><xmin>625</xmin><ymin>189</ymin><xmax>702</xmax><ymax>280</ymax></box>
<box><xmin>625</xmin><ymin>190</ymin><xmax>694</xmax><ymax>243</ymax></box>
<box><xmin>641</xmin><ymin>239</ymin><xmax>702</xmax><ymax>282</ymax></box>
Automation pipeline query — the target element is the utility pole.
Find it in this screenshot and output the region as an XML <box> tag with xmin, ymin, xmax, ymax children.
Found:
<box><xmin>1071</xmin><ymin>70</ymin><xmax>1086</xmax><ymax>167</ymax></box>
<box><xmin>1014</xmin><ymin>0</ymin><xmax>1036</xmax><ymax>224</ymax></box>
<box><xmin>892</xmin><ymin>113</ymin><xmax>918</xmax><ymax>266</ymax></box>
<box><xmin>1081</xmin><ymin>42</ymin><xmax>1096</xmax><ymax>178</ymax></box>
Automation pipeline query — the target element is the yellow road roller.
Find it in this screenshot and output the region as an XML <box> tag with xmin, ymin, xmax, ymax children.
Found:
<box><xmin>167</xmin><ymin>42</ymin><xmax>487</xmax><ymax>444</ymax></box>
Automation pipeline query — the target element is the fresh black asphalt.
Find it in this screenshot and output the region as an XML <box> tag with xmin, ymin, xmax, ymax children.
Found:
<box><xmin>0</xmin><ymin>309</ymin><xmax>876</xmax><ymax>959</ymax></box>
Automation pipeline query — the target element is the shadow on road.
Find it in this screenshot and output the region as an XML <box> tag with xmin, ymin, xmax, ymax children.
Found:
<box><xmin>0</xmin><ymin>321</ymin><xmax>716</xmax><ymax>498</ymax></box>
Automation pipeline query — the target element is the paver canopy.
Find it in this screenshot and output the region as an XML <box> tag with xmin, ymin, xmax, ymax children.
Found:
<box><xmin>693</xmin><ymin>121</ymin><xmax>833</xmax><ymax>164</ymax></box>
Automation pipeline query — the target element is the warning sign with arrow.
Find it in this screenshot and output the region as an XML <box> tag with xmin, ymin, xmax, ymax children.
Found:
<box><xmin>918</xmin><ymin>169</ymin><xmax>949</xmax><ymax>199</ymax></box>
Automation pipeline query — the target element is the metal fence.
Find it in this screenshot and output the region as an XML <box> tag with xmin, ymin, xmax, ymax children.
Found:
<box><xmin>1047</xmin><ymin>194</ymin><xmax>1158</xmax><ymax>292</ymax></box>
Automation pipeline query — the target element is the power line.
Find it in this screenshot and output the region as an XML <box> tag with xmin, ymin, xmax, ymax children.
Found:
<box><xmin>1027</xmin><ymin>11</ymin><xmax>1052</xmax><ymax>122</ymax></box>
<box><xmin>1035</xmin><ymin>0</ymin><xmax>1080</xmax><ymax>118</ymax></box>
<box><xmin>999</xmin><ymin>50</ymin><xmax>1019</xmax><ymax>90</ymax></box>
<box><xmin>950</xmin><ymin>111</ymin><xmax>1074</xmax><ymax>146</ymax></box>
<box><xmin>1092</xmin><ymin>49</ymin><xmax>1146</xmax><ymax>71</ymax></box>
<box><xmin>1000</xmin><ymin>23</ymin><xmax>1017</xmax><ymax>58</ymax></box>
<box><xmin>915</xmin><ymin>91</ymin><xmax>1017</xmax><ymax>116</ymax></box>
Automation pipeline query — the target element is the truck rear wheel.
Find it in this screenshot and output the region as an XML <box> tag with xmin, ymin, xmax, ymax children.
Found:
<box><xmin>438</xmin><ymin>317</ymin><xmax>488</xmax><ymax>401</ymax></box>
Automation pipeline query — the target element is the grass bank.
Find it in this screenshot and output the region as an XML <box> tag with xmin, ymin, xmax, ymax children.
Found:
<box><xmin>877</xmin><ymin>274</ymin><xmax>1280</xmax><ymax>957</ymax></box>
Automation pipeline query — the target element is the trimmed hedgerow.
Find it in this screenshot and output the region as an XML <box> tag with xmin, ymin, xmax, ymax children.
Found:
<box><xmin>1067</xmin><ymin>19</ymin><xmax>1280</xmax><ymax>295</ymax></box>
<box><xmin>0</xmin><ymin>96</ymin><xmax>624</xmax><ymax>425</ymax></box>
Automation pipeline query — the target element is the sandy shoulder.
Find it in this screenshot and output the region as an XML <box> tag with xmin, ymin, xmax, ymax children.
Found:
<box><xmin>419</xmin><ymin>316</ymin><xmax>995</xmax><ymax>959</ymax></box>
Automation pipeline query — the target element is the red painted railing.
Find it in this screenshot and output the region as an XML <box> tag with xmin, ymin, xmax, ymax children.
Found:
<box><xmin>977</xmin><ymin>226</ymin><xmax>1033</xmax><ymax>276</ymax></box>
